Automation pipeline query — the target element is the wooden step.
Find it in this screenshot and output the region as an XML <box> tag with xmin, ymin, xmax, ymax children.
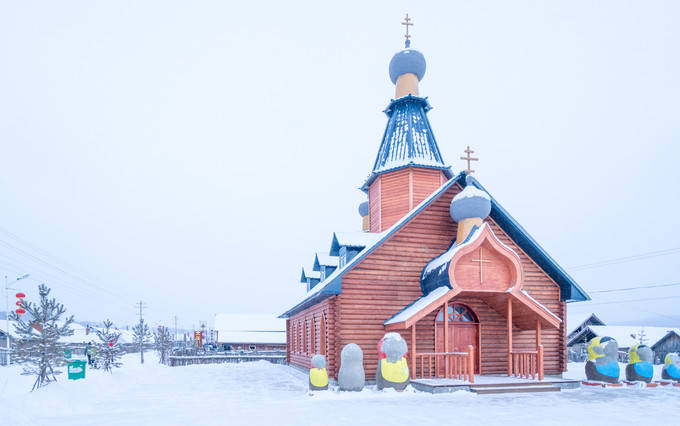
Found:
<box><xmin>469</xmin><ymin>381</ymin><xmax>557</xmax><ymax>388</ymax></box>
<box><xmin>471</xmin><ymin>385</ymin><xmax>561</xmax><ymax>395</ymax></box>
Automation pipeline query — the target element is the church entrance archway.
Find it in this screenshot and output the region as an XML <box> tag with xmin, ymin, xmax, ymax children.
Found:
<box><xmin>434</xmin><ymin>303</ymin><xmax>480</xmax><ymax>374</ymax></box>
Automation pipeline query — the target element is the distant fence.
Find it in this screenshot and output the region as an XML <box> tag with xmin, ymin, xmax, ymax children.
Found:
<box><xmin>168</xmin><ymin>354</ymin><xmax>286</xmax><ymax>367</ymax></box>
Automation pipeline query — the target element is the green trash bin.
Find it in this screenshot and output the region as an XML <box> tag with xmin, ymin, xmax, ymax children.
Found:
<box><xmin>67</xmin><ymin>360</ymin><xmax>86</xmax><ymax>380</ymax></box>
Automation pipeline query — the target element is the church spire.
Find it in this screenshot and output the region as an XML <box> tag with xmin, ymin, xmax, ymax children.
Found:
<box><xmin>362</xmin><ymin>17</ymin><xmax>451</xmax><ymax>191</ymax></box>
<box><xmin>362</xmin><ymin>18</ymin><xmax>453</xmax><ymax>232</ymax></box>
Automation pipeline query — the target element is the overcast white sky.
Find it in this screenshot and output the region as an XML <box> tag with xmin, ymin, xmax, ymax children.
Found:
<box><xmin>0</xmin><ymin>1</ymin><xmax>678</xmax><ymax>330</ymax></box>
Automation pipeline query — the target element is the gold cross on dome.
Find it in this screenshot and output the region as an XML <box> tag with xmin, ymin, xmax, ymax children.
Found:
<box><xmin>470</xmin><ymin>247</ymin><xmax>491</xmax><ymax>283</ymax></box>
<box><xmin>460</xmin><ymin>145</ymin><xmax>479</xmax><ymax>174</ymax></box>
<box><xmin>402</xmin><ymin>14</ymin><xmax>413</xmax><ymax>42</ymax></box>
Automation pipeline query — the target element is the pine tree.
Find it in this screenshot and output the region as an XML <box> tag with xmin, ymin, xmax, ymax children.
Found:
<box><xmin>9</xmin><ymin>284</ymin><xmax>74</xmax><ymax>391</ymax></box>
<box><xmin>153</xmin><ymin>325</ymin><xmax>173</xmax><ymax>364</ymax></box>
<box><xmin>132</xmin><ymin>318</ymin><xmax>150</xmax><ymax>364</ymax></box>
<box><xmin>95</xmin><ymin>319</ymin><xmax>123</xmax><ymax>372</ymax></box>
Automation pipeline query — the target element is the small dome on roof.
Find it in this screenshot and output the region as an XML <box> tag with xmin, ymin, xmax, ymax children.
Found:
<box><xmin>358</xmin><ymin>201</ymin><xmax>369</xmax><ymax>217</ymax></box>
<box><xmin>450</xmin><ymin>184</ymin><xmax>491</xmax><ymax>223</ymax></box>
<box><xmin>389</xmin><ymin>49</ymin><xmax>426</xmax><ymax>84</ymax></box>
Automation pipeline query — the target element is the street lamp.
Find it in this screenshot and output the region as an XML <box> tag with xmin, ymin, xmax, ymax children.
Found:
<box><xmin>4</xmin><ymin>273</ymin><xmax>30</xmax><ymax>366</ymax></box>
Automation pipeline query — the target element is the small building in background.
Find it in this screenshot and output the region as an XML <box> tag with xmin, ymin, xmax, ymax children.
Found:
<box><xmin>214</xmin><ymin>314</ymin><xmax>286</xmax><ymax>351</ymax></box>
<box><xmin>566</xmin><ymin>313</ymin><xmax>680</xmax><ymax>364</ymax></box>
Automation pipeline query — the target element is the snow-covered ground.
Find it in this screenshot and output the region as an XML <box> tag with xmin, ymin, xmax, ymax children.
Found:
<box><xmin>0</xmin><ymin>355</ymin><xmax>678</xmax><ymax>426</ymax></box>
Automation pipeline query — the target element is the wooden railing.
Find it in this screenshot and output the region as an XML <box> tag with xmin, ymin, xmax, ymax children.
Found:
<box><xmin>412</xmin><ymin>345</ymin><xmax>474</xmax><ymax>383</ymax></box>
<box><xmin>509</xmin><ymin>344</ymin><xmax>543</xmax><ymax>380</ymax></box>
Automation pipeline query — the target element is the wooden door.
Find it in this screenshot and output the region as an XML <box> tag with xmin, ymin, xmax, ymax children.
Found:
<box><xmin>434</xmin><ymin>304</ymin><xmax>480</xmax><ymax>375</ymax></box>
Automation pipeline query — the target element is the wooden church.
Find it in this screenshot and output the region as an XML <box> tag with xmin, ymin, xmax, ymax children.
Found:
<box><xmin>280</xmin><ymin>20</ymin><xmax>589</xmax><ymax>383</ymax></box>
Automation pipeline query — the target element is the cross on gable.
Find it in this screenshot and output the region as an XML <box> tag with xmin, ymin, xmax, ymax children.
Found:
<box><xmin>460</xmin><ymin>145</ymin><xmax>479</xmax><ymax>174</ymax></box>
<box><xmin>470</xmin><ymin>247</ymin><xmax>491</xmax><ymax>284</ymax></box>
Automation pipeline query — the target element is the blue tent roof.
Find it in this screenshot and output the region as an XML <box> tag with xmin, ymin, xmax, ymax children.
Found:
<box><xmin>362</xmin><ymin>95</ymin><xmax>453</xmax><ymax>191</ymax></box>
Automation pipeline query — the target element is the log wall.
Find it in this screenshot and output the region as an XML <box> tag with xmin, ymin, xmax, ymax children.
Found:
<box><xmin>368</xmin><ymin>167</ymin><xmax>445</xmax><ymax>232</ymax></box>
<box><xmin>286</xmin><ymin>297</ymin><xmax>337</xmax><ymax>376</ymax></box>
<box><xmin>288</xmin><ymin>180</ymin><xmax>569</xmax><ymax>378</ymax></box>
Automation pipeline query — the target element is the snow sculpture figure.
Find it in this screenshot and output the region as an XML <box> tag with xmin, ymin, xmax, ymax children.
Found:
<box><xmin>585</xmin><ymin>336</ymin><xmax>620</xmax><ymax>383</ymax></box>
<box><xmin>625</xmin><ymin>344</ymin><xmax>654</xmax><ymax>383</ymax></box>
<box><xmin>376</xmin><ymin>332</ymin><xmax>409</xmax><ymax>391</ymax></box>
<box><xmin>309</xmin><ymin>354</ymin><xmax>329</xmax><ymax>391</ymax></box>
<box><xmin>338</xmin><ymin>343</ymin><xmax>365</xmax><ymax>391</ymax></box>
<box><xmin>662</xmin><ymin>353</ymin><xmax>680</xmax><ymax>381</ymax></box>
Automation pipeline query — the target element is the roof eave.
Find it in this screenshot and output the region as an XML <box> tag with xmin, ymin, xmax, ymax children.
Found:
<box><xmin>464</xmin><ymin>176</ymin><xmax>591</xmax><ymax>303</ymax></box>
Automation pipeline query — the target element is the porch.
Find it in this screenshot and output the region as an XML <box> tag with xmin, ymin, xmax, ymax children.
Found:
<box><xmin>387</xmin><ymin>287</ymin><xmax>561</xmax><ymax>384</ymax></box>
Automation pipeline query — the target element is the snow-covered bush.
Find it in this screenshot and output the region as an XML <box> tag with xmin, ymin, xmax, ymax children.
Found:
<box><xmin>9</xmin><ymin>284</ymin><xmax>74</xmax><ymax>390</ymax></box>
<box><xmin>132</xmin><ymin>318</ymin><xmax>151</xmax><ymax>364</ymax></box>
<box><xmin>153</xmin><ymin>326</ymin><xmax>173</xmax><ymax>364</ymax></box>
<box><xmin>95</xmin><ymin>319</ymin><xmax>123</xmax><ymax>372</ymax></box>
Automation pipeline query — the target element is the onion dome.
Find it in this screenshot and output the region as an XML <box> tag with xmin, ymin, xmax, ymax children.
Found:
<box><xmin>389</xmin><ymin>49</ymin><xmax>426</xmax><ymax>84</ymax></box>
<box><xmin>449</xmin><ymin>185</ymin><xmax>491</xmax><ymax>223</ymax></box>
<box><xmin>358</xmin><ymin>201</ymin><xmax>369</xmax><ymax>217</ymax></box>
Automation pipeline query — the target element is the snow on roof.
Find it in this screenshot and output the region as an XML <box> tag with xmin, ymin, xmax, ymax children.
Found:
<box><xmin>283</xmin><ymin>179</ymin><xmax>459</xmax><ymax>318</ymax></box>
<box><xmin>371</xmin><ymin>96</ymin><xmax>447</xmax><ymax>176</ymax></box>
<box><xmin>586</xmin><ymin>325</ymin><xmax>680</xmax><ymax>348</ymax></box>
<box><xmin>452</xmin><ymin>185</ymin><xmax>490</xmax><ymax>202</ymax></box>
<box><xmin>332</xmin><ymin>231</ymin><xmax>384</xmax><ymax>251</ymax></box>
<box><xmin>566</xmin><ymin>312</ymin><xmax>606</xmax><ymax>335</ymax></box>
<box><xmin>217</xmin><ymin>331</ymin><xmax>286</xmax><ymax>344</ymax></box>
<box><xmin>214</xmin><ymin>314</ymin><xmax>285</xmax><ymax>333</ymax></box>
<box><xmin>214</xmin><ymin>314</ymin><xmax>286</xmax><ymax>344</ymax></box>
<box><xmin>519</xmin><ymin>290</ymin><xmax>562</xmax><ymax>322</ymax></box>
<box><xmin>301</xmin><ymin>268</ymin><xmax>320</xmax><ymax>280</ymax></box>
<box><xmin>384</xmin><ymin>286</ymin><xmax>450</xmax><ymax>325</ymax></box>
<box><xmin>422</xmin><ymin>225</ymin><xmax>484</xmax><ymax>277</ymax></box>
<box><xmin>314</xmin><ymin>253</ymin><xmax>338</xmax><ymax>270</ymax></box>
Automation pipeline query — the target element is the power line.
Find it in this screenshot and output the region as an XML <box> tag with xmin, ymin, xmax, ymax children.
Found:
<box><xmin>568</xmin><ymin>247</ymin><xmax>680</xmax><ymax>272</ymax></box>
<box><xmin>590</xmin><ymin>282</ymin><xmax>680</xmax><ymax>294</ymax></box>
<box><xmin>0</xmin><ymin>237</ymin><xmax>126</xmax><ymax>300</ymax></box>
<box><xmin>579</xmin><ymin>295</ymin><xmax>680</xmax><ymax>307</ymax></box>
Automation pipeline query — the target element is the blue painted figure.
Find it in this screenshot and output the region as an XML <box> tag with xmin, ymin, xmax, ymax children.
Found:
<box><xmin>585</xmin><ymin>336</ymin><xmax>620</xmax><ymax>384</ymax></box>
<box><xmin>625</xmin><ymin>344</ymin><xmax>654</xmax><ymax>383</ymax></box>
<box><xmin>662</xmin><ymin>353</ymin><xmax>680</xmax><ymax>381</ymax></box>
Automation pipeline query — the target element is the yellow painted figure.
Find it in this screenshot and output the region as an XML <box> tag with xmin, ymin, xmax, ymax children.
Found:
<box><xmin>376</xmin><ymin>332</ymin><xmax>410</xmax><ymax>391</ymax></box>
<box><xmin>380</xmin><ymin>358</ymin><xmax>409</xmax><ymax>383</ymax></box>
<box><xmin>309</xmin><ymin>354</ymin><xmax>329</xmax><ymax>391</ymax></box>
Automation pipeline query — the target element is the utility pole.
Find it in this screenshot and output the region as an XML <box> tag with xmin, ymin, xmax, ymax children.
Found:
<box><xmin>135</xmin><ymin>300</ymin><xmax>148</xmax><ymax>364</ymax></box>
<box><xmin>174</xmin><ymin>316</ymin><xmax>178</xmax><ymax>343</ymax></box>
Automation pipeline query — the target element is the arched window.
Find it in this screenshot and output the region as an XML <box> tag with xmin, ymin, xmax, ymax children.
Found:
<box><xmin>436</xmin><ymin>303</ymin><xmax>478</xmax><ymax>323</ymax></box>
<box><xmin>299</xmin><ymin>320</ymin><xmax>303</xmax><ymax>353</ymax></box>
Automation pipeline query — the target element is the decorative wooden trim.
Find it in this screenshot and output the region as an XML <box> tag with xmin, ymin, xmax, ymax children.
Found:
<box><xmin>378</xmin><ymin>177</ymin><xmax>382</xmax><ymax>231</ymax></box>
<box><xmin>507</xmin><ymin>295</ymin><xmax>512</xmax><ymax>376</ymax></box>
<box><xmin>448</xmin><ymin>224</ymin><xmax>524</xmax><ymax>292</ymax></box>
<box><xmin>410</xmin><ymin>324</ymin><xmax>416</xmax><ymax>380</ymax></box>
<box><xmin>509</xmin><ymin>291</ymin><xmax>561</xmax><ymax>329</ymax></box>
<box><xmin>384</xmin><ymin>288</ymin><xmax>462</xmax><ymax>330</ymax></box>
<box><xmin>320</xmin><ymin>313</ymin><xmax>327</xmax><ymax>358</ymax></box>
<box><xmin>408</xmin><ymin>169</ymin><xmax>413</xmax><ymax>210</ymax></box>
